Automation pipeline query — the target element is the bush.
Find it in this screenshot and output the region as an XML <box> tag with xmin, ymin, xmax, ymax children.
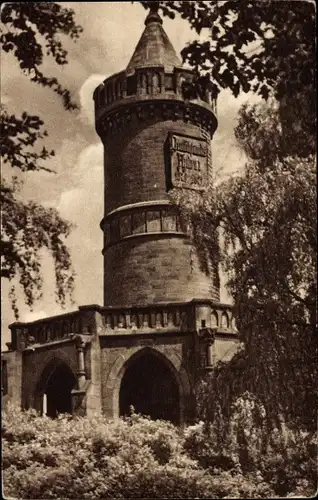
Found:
<box><xmin>183</xmin><ymin>393</ymin><xmax>317</xmax><ymax>497</ymax></box>
<box><xmin>2</xmin><ymin>400</ymin><xmax>316</xmax><ymax>499</ymax></box>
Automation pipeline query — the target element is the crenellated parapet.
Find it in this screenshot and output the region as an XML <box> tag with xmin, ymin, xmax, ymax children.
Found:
<box><xmin>99</xmin><ymin>301</ymin><xmax>236</xmax><ymax>337</ymax></box>
<box><xmin>7</xmin><ymin>310</ymin><xmax>92</xmax><ymax>351</ymax></box>
<box><xmin>94</xmin><ymin>67</ymin><xmax>217</xmax><ymax>139</ymax></box>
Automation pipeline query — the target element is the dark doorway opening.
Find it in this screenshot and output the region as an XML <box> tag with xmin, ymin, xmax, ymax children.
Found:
<box><xmin>119</xmin><ymin>351</ymin><xmax>179</xmax><ymax>424</ymax></box>
<box><xmin>45</xmin><ymin>363</ymin><xmax>76</xmax><ymax>418</ymax></box>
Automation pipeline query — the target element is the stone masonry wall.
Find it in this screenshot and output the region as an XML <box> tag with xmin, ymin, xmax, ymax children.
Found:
<box><xmin>102</xmin><ymin>110</ymin><xmax>218</xmax><ymax>307</ymax></box>
<box><xmin>103</xmin><ymin>114</ymin><xmax>211</xmax><ymax>214</ymax></box>
<box><xmin>104</xmin><ymin>235</ymin><xmax>219</xmax><ymax>306</ymax></box>
<box><xmin>1</xmin><ymin>350</ymin><xmax>22</xmax><ymax>407</ymax></box>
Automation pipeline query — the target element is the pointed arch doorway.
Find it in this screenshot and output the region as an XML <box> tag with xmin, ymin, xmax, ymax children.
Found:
<box><xmin>119</xmin><ymin>349</ymin><xmax>180</xmax><ymax>424</ymax></box>
<box><xmin>38</xmin><ymin>360</ymin><xmax>77</xmax><ymax>418</ymax></box>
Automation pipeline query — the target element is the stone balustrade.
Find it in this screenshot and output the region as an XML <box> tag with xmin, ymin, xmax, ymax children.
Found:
<box><xmin>7</xmin><ymin>301</ymin><xmax>236</xmax><ymax>351</ymax></box>
<box><xmin>8</xmin><ymin>310</ymin><xmax>85</xmax><ymax>351</ymax></box>
<box><xmin>101</xmin><ymin>303</ymin><xmax>188</xmax><ymax>334</ymax></box>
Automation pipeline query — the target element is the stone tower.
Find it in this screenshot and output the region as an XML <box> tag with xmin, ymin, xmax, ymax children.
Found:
<box><xmin>94</xmin><ymin>6</ymin><xmax>219</xmax><ymax>308</ymax></box>
<box><xmin>2</xmin><ymin>7</ymin><xmax>238</xmax><ymax>424</ymax></box>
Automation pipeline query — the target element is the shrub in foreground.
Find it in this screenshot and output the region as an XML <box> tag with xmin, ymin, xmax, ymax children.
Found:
<box><xmin>183</xmin><ymin>393</ymin><xmax>317</xmax><ymax>497</ymax></box>
<box><xmin>2</xmin><ymin>401</ymin><xmax>316</xmax><ymax>499</ymax></box>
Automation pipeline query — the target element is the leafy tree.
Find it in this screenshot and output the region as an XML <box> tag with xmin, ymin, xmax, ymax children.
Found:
<box><xmin>1</xmin><ymin>2</ymin><xmax>82</xmax><ymax>108</ymax></box>
<box><xmin>174</xmin><ymin>101</ymin><xmax>316</xmax><ymax>334</ymax></box>
<box><xmin>141</xmin><ymin>1</ymin><xmax>315</xmax><ymax>98</ymax></box>
<box><xmin>1</xmin><ymin>3</ymin><xmax>83</xmax><ymax>317</ymax></box>
<box><xmin>140</xmin><ymin>0</ymin><xmax>316</xmax><ymax>153</ymax></box>
<box><xmin>173</xmin><ymin>99</ymin><xmax>316</xmax><ymax>429</ymax></box>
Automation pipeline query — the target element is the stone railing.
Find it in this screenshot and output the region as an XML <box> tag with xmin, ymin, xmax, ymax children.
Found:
<box><xmin>7</xmin><ymin>300</ymin><xmax>236</xmax><ymax>351</ymax></box>
<box><xmin>210</xmin><ymin>303</ymin><xmax>235</xmax><ymax>331</ymax></box>
<box><xmin>101</xmin><ymin>303</ymin><xmax>189</xmax><ymax>334</ymax></box>
<box><xmin>99</xmin><ymin>300</ymin><xmax>236</xmax><ymax>336</ymax></box>
<box><xmin>8</xmin><ymin>310</ymin><xmax>90</xmax><ymax>351</ymax></box>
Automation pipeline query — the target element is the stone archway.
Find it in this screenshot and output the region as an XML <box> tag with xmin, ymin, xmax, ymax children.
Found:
<box><xmin>36</xmin><ymin>359</ymin><xmax>77</xmax><ymax>418</ymax></box>
<box><xmin>118</xmin><ymin>348</ymin><xmax>180</xmax><ymax>424</ymax></box>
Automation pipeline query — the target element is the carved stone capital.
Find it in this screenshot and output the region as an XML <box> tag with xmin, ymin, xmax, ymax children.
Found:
<box><xmin>74</xmin><ymin>334</ymin><xmax>90</xmax><ymax>349</ymax></box>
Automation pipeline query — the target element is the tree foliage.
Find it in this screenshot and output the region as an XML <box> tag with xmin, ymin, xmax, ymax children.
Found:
<box><xmin>1</xmin><ymin>2</ymin><xmax>82</xmax><ymax>109</ymax></box>
<box><xmin>0</xmin><ymin>3</ymin><xmax>82</xmax><ymax>317</ymax></box>
<box><xmin>1</xmin><ymin>178</ymin><xmax>74</xmax><ymax>318</ymax></box>
<box><xmin>1</xmin><ymin>109</ymin><xmax>55</xmax><ymax>173</ymax></box>
<box><xmin>2</xmin><ymin>403</ymin><xmax>317</xmax><ymax>498</ymax></box>
<box><xmin>225</xmin><ymin>103</ymin><xmax>316</xmax><ymax>335</ymax></box>
<box><xmin>172</xmin><ymin>98</ymin><xmax>316</xmax><ymax>429</ymax></box>
<box><xmin>141</xmin><ymin>1</ymin><xmax>316</xmax><ymax>153</ymax></box>
<box><xmin>141</xmin><ymin>1</ymin><xmax>315</xmax><ymax>99</ymax></box>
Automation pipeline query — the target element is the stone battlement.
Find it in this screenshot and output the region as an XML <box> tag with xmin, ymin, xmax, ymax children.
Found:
<box><xmin>94</xmin><ymin>70</ymin><xmax>217</xmax><ymax>141</ymax></box>
<box><xmin>94</xmin><ymin>67</ymin><xmax>217</xmax><ymax>121</ymax></box>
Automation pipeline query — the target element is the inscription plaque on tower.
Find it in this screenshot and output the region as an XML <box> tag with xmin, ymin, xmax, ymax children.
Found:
<box><xmin>168</xmin><ymin>133</ymin><xmax>208</xmax><ymax>190</ymax></box>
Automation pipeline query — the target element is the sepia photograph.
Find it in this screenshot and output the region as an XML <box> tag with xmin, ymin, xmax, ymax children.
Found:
<box><xmin>1</xmin><ymin>1</ymin><xmax>316</xmax><ymax>498</ymax></box>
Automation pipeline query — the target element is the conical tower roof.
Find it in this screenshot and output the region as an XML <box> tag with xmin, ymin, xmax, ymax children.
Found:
<box><xmin>126</xmin><ymin>5</ymin><xmax>182</xmax><ymax>75</ymax></box>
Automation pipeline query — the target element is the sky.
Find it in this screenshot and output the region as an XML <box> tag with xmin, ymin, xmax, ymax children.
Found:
<box><xmin>1</xmin><ymin>2</ymin><xmax>259</xmax><ymax>349</ymax></box>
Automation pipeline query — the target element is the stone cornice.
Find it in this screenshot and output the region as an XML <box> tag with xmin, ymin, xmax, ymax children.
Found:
<box><xmin>96</xmin><ymin>93</ymin><xmax>214</xmax><ymax>121</ymax></box>
<box><xmin>102</xmin><ymin>231</ymin><xmax>188</xmax><ymax>253</ymax></box>
<box><xmin>104</xmin><ymin>199</ymin><xmax>171</xmax><ymax>220</ymax></box>
<box><xmin>96</xmin><ymin>98</ymin><xmax>217</xmax><ymax>139</ymax></box>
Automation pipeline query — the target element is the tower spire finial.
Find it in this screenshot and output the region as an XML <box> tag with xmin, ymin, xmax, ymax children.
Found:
<box><xmin>150</xmin><ymin>1</ymin><xmax>159</xmax><ymax>12</ymax></box>
<box><xmin>145</xmin><ymin>1</ymin><xmax>162</xmax><ymax>25</ymax></box>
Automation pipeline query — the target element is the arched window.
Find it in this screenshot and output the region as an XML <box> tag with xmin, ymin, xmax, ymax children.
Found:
<box><xmin>106</xmin><ymin>315</ymin><xmax>112</xmax><ymax>329</ymax></box>
<box><xmin>211</xmin><ymin>311</ymin><xmax>218</xmax><ymax>327</ymax></box>
<box><xmin>118</xmin><ymin>314</ymin><xmax>125</xmax><ymax>328</ymax></box>
<box><xmin>140</xmin><ymin>73</ymin><xmax>147</xmax><ymax>93</ymax></box>
<box><xmin>221</xmin><ymin>312</ymin><xmax>230</xmax><ymax>329</ymax></box>
<box><xmin>167</xmin><ymin>311</ymin><xmax>174</xmax><ymax>327</ymax></box>
<box><xmin>130</xmin><ymin>314</ymin><xmax>138</xmax><ymax>328</ymax></box>
<box><xmin>155</xmin><ymin>313</ymin><xmax>162</xmax><ymax>327</ymax></box>
<box><xmin>152</xmin><ymin>72</ymin><xmax>160</xmax><ymax>93</ymax></box>
<box><xmin>142</xmin><ymin>313</ymin><xmax>149</xmax><ymax>328</ymax></box>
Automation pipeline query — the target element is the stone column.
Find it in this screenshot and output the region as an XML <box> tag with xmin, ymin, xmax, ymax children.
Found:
<box><xmin>75</xmin><ymin>336</ymin><xmax>86</xmax><ymax>389</ymax></box>
<box><xmin>42</xmin><ymin>393</ymin><xmax>47</xmax><ymax>416</ymax></box>
<box><xmin>206</xmin><ymin>328</ymin><xmax>217</xmax><ymax>369</ymax></box>
<box><xmin>198</xmin><ymin>327</ymin><xmax>215</xmax><ymax>370</ymax></box>
<box><xmin>206</xmin><ymin>340</ymin><xmax>214</xmax><ymax>368</ymax></box>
